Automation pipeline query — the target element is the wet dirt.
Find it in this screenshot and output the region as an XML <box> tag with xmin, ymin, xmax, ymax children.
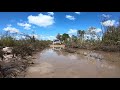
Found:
<box><xmin>25</xmin><ymin>48</ymin><xmax>120</xmax><ymax>78</ymax></box>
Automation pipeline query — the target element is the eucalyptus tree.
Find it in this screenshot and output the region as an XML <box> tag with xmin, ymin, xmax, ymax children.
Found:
<box><xmin>77</xmin><ymin>30</ymin><xmax>85</xmax><ymax>42</ymax></box>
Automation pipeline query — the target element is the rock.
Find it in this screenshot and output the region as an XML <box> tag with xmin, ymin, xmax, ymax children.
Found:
<box><xmin>83</xmin><ymin>52</ymin><xmax>87</xmax><ymax>56</ymax></box>
<box><xmin>28</xmin><ymin>61</ymin><xmax>34</xmax><ymax>64</ymax></box>
<box><xmin>2</xmin><ymin>47</ymin><xmax>12</xmax><ymax>54</ymax></box>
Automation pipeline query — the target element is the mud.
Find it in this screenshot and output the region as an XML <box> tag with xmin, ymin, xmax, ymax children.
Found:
<box><xmin>25</xmin><ymin>48</ymin><xmax>120</xmax><ymax>78</ymax></box>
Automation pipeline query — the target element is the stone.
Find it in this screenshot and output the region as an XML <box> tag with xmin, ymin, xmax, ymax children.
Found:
<box><xmin>83</xmin><ymin>52</ymin><xmax>87</xmax><ymax>56</ymax></box>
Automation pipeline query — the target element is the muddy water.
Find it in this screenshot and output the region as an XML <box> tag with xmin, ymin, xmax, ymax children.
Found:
<box><xmin>25</xmin><ymin>48</ymin><xmax>120</xmax><ymax>78</ymax></box>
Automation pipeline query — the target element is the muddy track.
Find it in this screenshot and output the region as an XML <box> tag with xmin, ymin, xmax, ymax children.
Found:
<box><xmin>25</xmin><ymin>48</ymin><xmax>120</xmax><ymax>78</ymax></box>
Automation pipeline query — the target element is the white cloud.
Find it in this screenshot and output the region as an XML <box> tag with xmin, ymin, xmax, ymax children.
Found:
<box><xmin>48</xmin><ymin>36</ymin><xmax>56</xmax><ymax>40</ymax></box>
<box><xmin>3</xmin><ymin>26</ymin><xmax>19</xmax><ymax>33</ymax></box>
<box><xmin>21</xmin><ymin>36</ymin><xmax>26</xmax><ymax>39</ymax></box>
<box><xmin>40</xmin><ymin>35</ymin><xmax>56</xmax><ymax>40</ymax></box>
<box><xmin>66</xmin><ymin>15</ymin><xmax>75</xmax><ymax>20</ymax></box>
<box><xmin>95</xmin><ymin>28</ymin><xmax>102</xmax><ymax>33</ymax></box>
<box><xmin>28</xmin><ymin>13</ymin><xmax>55</xmax><ymax>27</ymax></box>
<box><xmin>89</xmin><ymin>28</ymin><xmax>102</xmax><ymax>33</ymax></box>
<box><xmin>101</xmin><ymin>20</ymin><xmax>115</xmax><ymax>26</ymax></box>
<box><xmin>102</xmin><ymin>14</ymin><xmax>111</xmax><ymax>18</ymax></box>
<box><xmin>75</xmin><ymin>12</ymin><xmax>80</xmax><ymax>15</ymax></box>
<box><xmin>47</xmin><ymin>12</ymin><xmax>54</xmax><ymax>16</ymax></box>
<box><xmin>68</xmin><ymin>29</ymin><xmax>77</xmax><ymax>37</ymax></box>
<box><xmin>68</xmin><ymin>29</ymin><xmax>77</xmax><ymax>34</ymax></box>
<box><xmin>17</xmin><ymin>22</ymin><xmax>31</xmax><ymax>30</ymax></box>
<box><xmin>15</xmin><ymin>35</ymin><xmax>21</xmax><ymax>40</ymax></box>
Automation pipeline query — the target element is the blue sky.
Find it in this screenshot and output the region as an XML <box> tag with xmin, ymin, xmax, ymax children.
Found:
<box><xmin>0</xmin><ymin>12</ymin><xmax>120</xmax><ymax>40</ymax></box>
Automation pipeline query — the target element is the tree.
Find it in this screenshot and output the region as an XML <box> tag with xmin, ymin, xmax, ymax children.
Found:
<box><xmin>62</xmin><ymin>33</ymin><xmax>70</xmax><ymax>43</ymax></box>
<box><xmin>77</xmin><ymin>30</ymin><xmax>85</xmax><ymax>42</ymax></box>
<box><xmin>88</xmin><ymin>27</ymin><xmax>97</xmax><ymax>41</ymax></box>
<box><xmin>72</xmin><ymin>35</ymin><xmax>77</xmax><ymax>42</ymax></box>
<box><xmin>70</xmin><ymin>35</ymin><xmax>78</xmax><ymax>48</ymax></box>
<box><xmin>62</xmin><ymin>33</ymin><xmax>69</xmax><ymax>41</ymax></box>
<box><xmin>102</xmin><ymin>25</ymin><xmax>120</xmax><ymax>45</ymax></box>
<box><xmin>56</xmin><ymin>33</ymin><xmax>62</xmax><ymax>41</ymax></box>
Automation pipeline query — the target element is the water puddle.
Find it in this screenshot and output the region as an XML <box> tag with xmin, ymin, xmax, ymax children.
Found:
<box><xmin>25</xmin><ymin>48</ymin><xmax>120</xmax><ymax>78</ymax></box>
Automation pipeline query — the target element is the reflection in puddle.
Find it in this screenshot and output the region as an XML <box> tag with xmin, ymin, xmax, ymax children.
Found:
<box><xmin>26</xmin><ymin>48</ymin><xmax>120</xmax><ymax>78</ymax></box>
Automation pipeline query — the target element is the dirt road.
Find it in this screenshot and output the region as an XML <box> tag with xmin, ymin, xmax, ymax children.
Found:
<box><xmin>25</xmin><ymin>48</ymin><xmax>120</xmax><ymax>78</ymax></box>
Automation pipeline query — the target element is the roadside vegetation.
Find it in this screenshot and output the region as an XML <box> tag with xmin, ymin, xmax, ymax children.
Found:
<box><xmin>56</xmin><ymin>19</ymin><xmax>120</xmax><ymax>52</ymax></box>
<box><xmin>0</xmin><ymin>32</ymin><xmax>51</xmax><ymax>78</ymax></box>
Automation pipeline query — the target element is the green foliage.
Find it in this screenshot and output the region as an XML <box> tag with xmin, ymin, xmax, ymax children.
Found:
<box><xmin>102</xmin><ymin>26</ymin><xmax>120</xmax><ymax>45</ymax></box>
<box><xmin>0</xmin><ymin>33</ymin><xmax>51</xmax><ymax>59</ymax></box>
<box><xmin>77</xmin><ymin>30</ymin><xmax>85</xmax><ymax>41</ymax></box>
<box><xmin>0</xmin><ymin>36</ymin><xmax>16</xmax><ymax>47</ymax></box>
<box><xmin>72</xmin><ymin>35</ymin><xmax>77</xmax><ymax>42</ymax></box>
<box><xmin>62</xmin><ymin>33</ymin><xmax>70</xmax><ymax>41</ymax></box>
<box><xmin>56</xmin><ymin>33</ymin><xmax>62</xmax><ymax>41</ymax></box>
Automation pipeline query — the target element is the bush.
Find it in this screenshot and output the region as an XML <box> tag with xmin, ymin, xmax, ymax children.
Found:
<box><xmin>0</xmin><ymin>49</ymin><xmax>4</xmax><ymax>60</ymax></box>
<box><xmin>0</xmin><ymin>36</ymin><xmax>16</xmax><ymax>47</ymax></box>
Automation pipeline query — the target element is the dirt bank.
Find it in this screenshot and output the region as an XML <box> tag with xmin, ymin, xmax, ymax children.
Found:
<box><xmin>64</xmin><ymin>48</ymin><xmax>120</xmax><ymax>65</ymax></box>
<box><xmin>0</xmin><ymin>55</ymin><xmax>35</xmax><ymax>78</ymax></box>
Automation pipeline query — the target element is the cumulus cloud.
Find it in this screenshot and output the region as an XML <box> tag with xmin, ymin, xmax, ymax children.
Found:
<box><xmin>101</xmin><ymin>20</ymin><xmax>116</xmax><ymax>26</ymax></box>
<box><xmin>17</xmin><ymin>22</ymin><xmax>31</xmax><ymax>30</ymax></box>
<box><xmin>47</xmin><ymin>12</ymin><xmax>54</xmax><ymax>16</ymax></box>
<box><xmin>66</xmin><ymin>15</ymin><xmax>75</xmax><ymax>20</ymax></box>
<box><xmin>75</xmin><ymin>12</ymin><xmax>80</xmax><ymax>15</ymax></box>
<box><xmin>3</xmin><ymin>25</ymin><xmax>19</xmax><ymax>33</ymax></box>
<box><xmin>28</xmin><ymin>13</ymin><xmax>55</xmax><ymax>27</ymax></box>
